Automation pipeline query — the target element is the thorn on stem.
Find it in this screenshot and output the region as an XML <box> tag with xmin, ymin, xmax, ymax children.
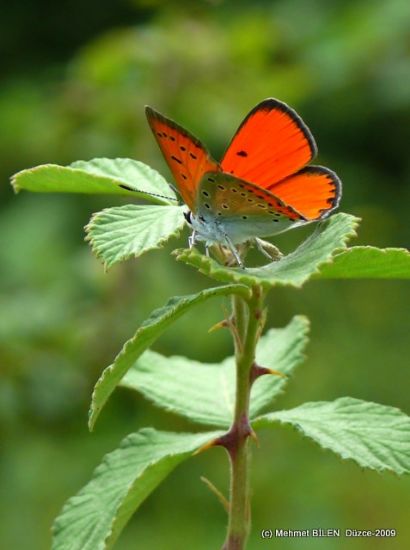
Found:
<box><xmin>193</xmin><ymin>438</ymin><xmax>219</xmax><ymax>456</ymax></box>
<box><xmin>214</xmin><ymin>415</ymin><xmax>253</xmax><ymax>458</ymax></box>
<box><xmin>255</xmin><ymin>307</ymin><xmax>267</xmax><ymax>339</ymax></box>
<box><xmin>225</xmin><ymin>316</ymin><xmax>243</xmax><ymax>353</ymax></box>
<box><xmin>208</xmin><ymin>319</ymin><xmax>229</xmax><ymax>333</ymax></box>
<box><xmin>249</xmin><ymin>428</ymin><xmax>259</xmax><ymax>447</ymax></box>
<box><xmin>250</xmin><ymin>362</ymin><xmax>286</xmax><ymax>384</ymax></box>
<box><xmin>200</xmin><ymin>476</ymin><xmax>230</xmax><ymax>513</ymax></box>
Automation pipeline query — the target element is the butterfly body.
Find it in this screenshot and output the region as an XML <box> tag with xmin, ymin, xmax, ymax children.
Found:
<box><xmin>146</xmin><ymin>99</ymin><xmax>342</xmax><ymax>266</ymax></box>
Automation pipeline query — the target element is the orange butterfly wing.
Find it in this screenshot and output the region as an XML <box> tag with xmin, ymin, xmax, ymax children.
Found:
<box><xmin>266</xmin><ymin>166</ymin><xmax>342</xmax><ymax>220</ymax></box>
<box><xmin>146</xmin><ymin>107</ymin><xmax>219</xmax><ymax>211</ymax></box>
<box><xmin>220</xmin><ymin>98</ymin><xmax>317</xmax><ymax>187</ymax></box>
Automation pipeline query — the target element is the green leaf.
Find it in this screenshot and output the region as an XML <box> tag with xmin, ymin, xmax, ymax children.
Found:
<box><xmin>89</xmin><ymin>284</ymin><xmax>251</xmax><ymax>430</ymax></box>
<box><xmin>85</xmin><ymin>204</ymin><xmax>186</xmax><ymax>268</ymax></box>
<box><xmin>174</xmin><ymin>213</ymin><xmax>359</xmax><ymax>288</ymax></box>
<box><xmin>11</xmin><ymin>158</ymin><xmax>177</xmax><ymax>205</ymax></box>
<box><xmin>120</xmin><ymin>316</ymin><xmax>309</xmax><ymax>428</ymax></box>
<box><xmin>254</xmin><ymin>397</ymin><xmax>410</xmax><ymax>474</ymax></box>
<box><xmin>316</xmin><ymin>246</ymin><xmax>410</xmax><ymax>279</ymax></box>
<box><xmin>52</xmin><ymin>428</ymin><xmax>223</xmax><ymax>550</ymax></box>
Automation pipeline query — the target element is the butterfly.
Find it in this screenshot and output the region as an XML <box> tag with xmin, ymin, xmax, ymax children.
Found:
<box><xmin>145</xmin><ymin>98</ymin><xmax>342</xmax><ymax>267</ymax></box>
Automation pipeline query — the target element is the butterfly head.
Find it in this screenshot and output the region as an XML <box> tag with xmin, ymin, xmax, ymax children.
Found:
<box><xmin>183</xmin><ymin>210</ymin><xmax>192</xmax><ymax>225</ymax></box>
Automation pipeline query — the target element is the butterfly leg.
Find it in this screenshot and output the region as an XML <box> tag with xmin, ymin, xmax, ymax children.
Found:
<box><xmin>223</xmin><ymin>235</ymin><xmax>244</xmax><ymax>269</ymax></box>
<box><xmin>188</xmin><ymin>230</ymin><xmax>197</xmax><ymax>249</ymax></box>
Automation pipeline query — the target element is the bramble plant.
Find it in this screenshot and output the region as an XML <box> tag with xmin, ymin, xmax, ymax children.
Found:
<box><xmin>12</xmin><ymin>157</ymin><xmax>410</xmax><ymax>549</ymax></box>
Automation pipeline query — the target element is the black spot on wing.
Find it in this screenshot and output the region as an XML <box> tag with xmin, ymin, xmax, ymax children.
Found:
<box><xmin>236</xmin><ymin>150</ymin><xmax>248</xmax><ymax>157</ymax></box>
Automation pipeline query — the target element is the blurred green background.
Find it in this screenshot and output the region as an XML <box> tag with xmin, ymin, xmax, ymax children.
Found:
<box><xmin>1</xmin><ymin>0</ymin><xmax>409</xmax><ymax>548</ymax></box>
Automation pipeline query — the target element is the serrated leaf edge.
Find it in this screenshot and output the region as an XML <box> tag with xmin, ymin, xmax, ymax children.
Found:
<box><xmin>253</xmin><ymin>397</ymin><xmax>410</xmax><ymax>475</ymax></box>
<box><xmin>88</xmin><ymin>284</ymin><xmax>252</xmax><ymax>430</ymax></box>
<box><xmin>84</xmin><ymin>205</ymin><xmax>186</xmax><ymax>270</ymax></box>
<box><xmin>51</xmin><ymin>428</ymin><xmax>223</xmax><ymax>550</ymax></box>
<box><xmin>118</xmin><ymin>315</ymin><xmax>310</xmax><ymax>428</ymax></box>
<box><xmin>10</xmin><ymin>160</ymin><xmax>175</xmax><ymax>205</ymax></box>
<box><xmin>174</xmin><ymin>213</ymin><xmax>361</xmax><ymax>288</ymax></box>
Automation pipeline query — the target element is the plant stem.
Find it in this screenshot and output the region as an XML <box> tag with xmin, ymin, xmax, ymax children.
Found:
<box><xmin>222</xmin><ymin>285</ymin><xmax>265</xmax><ymax>550</ymax></box>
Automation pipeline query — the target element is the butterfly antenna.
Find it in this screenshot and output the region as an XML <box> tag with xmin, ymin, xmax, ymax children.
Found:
<box><xmin>118</xmin><ymin>184</ymin><xmax>179</xmax><ymax>203</ymax></box>
<box><xmin>167</xmin><ymin>182</ymin><xmax>181</xmax><ymax>197</ymax></box>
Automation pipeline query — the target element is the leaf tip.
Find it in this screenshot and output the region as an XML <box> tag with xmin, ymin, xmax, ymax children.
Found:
<box><xmin>88</xmin><ymin>407</ymin><xmax>97</xmax><ymax>432</ymax></box>
<box><xmin>10</xmin><ymin>173</ymin><xmax>21</xmax><ymax>194</ymax></box>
